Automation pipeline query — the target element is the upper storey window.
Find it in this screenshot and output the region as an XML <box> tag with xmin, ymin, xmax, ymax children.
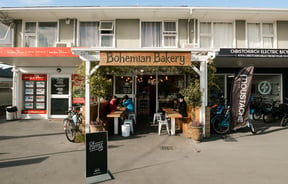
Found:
<box><xmin>79</xmin><ymin>21</ymin><xmax>114</xmax><ymax>48</ymax></box>
<box><xmin>24</xmin><ymin>22</ymin><xmax>57</xmax><ymax>47</ymax></box>
<box><xmin>141</xmin><ymin>21</ymin><xmax>177</xmax><ymax>48</ymax></box>
<box><xmin>247</xmin><ymin>23</ymin><xmax>275</xmax><ymax>48</ymax></box>
<box><xmin>0</xmin><ymin>22</ymin><xmax>13</xmax><ymax>45</ymax></box>
<box><xmin>199</xmin><ymin>22</ymin><xmax>233</xmax><ymax>49</ymax></box>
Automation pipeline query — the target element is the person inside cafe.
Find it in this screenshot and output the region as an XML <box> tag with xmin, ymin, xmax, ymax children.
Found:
<box><xmin>109</xmin><ymin>95</ymin><xmax>118</xmax><ymax>112</ymax></box>
<box><xmin>177</xmin><ymin>95</ymin><xmax>188</xmax><ymax>117</ymax></box>
<box><xmin>122</xmin><ymin>95</ymin><xmax>135</xmax><ymax>117</ymax></box>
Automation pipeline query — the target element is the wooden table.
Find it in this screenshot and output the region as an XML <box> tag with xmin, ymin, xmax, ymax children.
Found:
<box><xmin>164</xmin><ymin>110</ymin><xmax>183</xmax><ymax>135</ymax></box>
<box><xmin>107</xmin><ymin>110</ymin><xmax>125</xmax><ymax>135</ymax></box>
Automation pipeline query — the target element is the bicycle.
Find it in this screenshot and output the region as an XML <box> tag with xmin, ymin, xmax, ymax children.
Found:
<box><xmin>279</xmin><ymin>98</ymin><xmax>288</xmax><ymax>127</ymax></box>
<box><xmin>63</xmin><ymin>106</ymin><xmax>82</xmax><ymax>142</ymax></box>
<box><xmin>211</xmin><ymin>106</ymin><xmax>256</xmax><ymax>135</ymax></box>
<box><xmin>262</xmin><ymin>100</ymin><xmax>284</xmax><ymax>123</ymax></box>
<box><xmin>251</xmin><ymin>97</ymin><xmax>271</xmax><ymax>121</ymax></box>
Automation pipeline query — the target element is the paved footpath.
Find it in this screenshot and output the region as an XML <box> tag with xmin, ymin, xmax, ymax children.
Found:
<box><xmin>1</xmin><ymin>118</ymin><xmax>288</xmax><ymax>184</ymax></box>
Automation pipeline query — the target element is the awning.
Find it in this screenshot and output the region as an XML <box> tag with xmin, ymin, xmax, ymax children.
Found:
<box><xmin>0</xmin><ymin>47</ymin><xmax>82</xmax><ymax>67</ymax></box>
<box><xmin>215</xmin><ymin>48</ymin><xmax>288</xmax><ymax>68</ymax></box>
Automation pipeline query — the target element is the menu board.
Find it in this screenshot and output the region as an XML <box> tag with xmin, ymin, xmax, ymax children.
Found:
<box><xmin>51</xmin><ymin>77</ymin><xmax>69</xmax><ymax>95</ymax></box>
<box><xmin>23</xmin><ymin>74</ymin><xmax>47</xmax><ymax>111</ymax></box>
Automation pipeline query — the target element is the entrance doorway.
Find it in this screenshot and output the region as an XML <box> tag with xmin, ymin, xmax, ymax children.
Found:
<box><xmin>50</xmin><ymin>76</ymin><xmax>71</xmax><ymax>118</ymax></box>
<box><xmin>137</xmin><ymin>75</ymin><xmax>156</xmax><ymax>116</ymax></box>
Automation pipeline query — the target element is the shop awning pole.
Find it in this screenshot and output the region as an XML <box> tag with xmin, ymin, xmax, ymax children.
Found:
<box><xmin>192</xmin><ymin>51</ymin><xmax>215</xmax><ymax>137</ymax></box>
<box><xmin>81</xmin><ymin>56</ymin><xmax>91</xmax><ymax>133</ymax></box>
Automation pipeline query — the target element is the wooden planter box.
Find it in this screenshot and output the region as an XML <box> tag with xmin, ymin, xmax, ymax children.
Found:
<box><xmin>181</xmin><ymin>106</ymin><xmax>210</xmax><ymax>140</ymax></box>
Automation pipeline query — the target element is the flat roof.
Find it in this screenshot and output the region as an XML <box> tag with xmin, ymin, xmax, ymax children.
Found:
<box><xmin>1</xmin><ymin>6</ymin><xmax>288</xmax><ymax>21</ymax></box>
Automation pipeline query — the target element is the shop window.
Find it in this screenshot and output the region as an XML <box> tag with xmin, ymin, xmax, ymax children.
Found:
<box><xmin>22</xmin><ymin>74</ymin><xmax>47</xmax><ymax>113</ymax></box>
<box><xmin>141</xmin><ymin>21</ymin><xmax>177</xmax><ymax>48</ymax></box>
<box><xmin>79</xmin><ymin>21</ymin><xmax>114</xmax><ymax>48</ymax></box>
<box><xmin>199</xmin><ymin>22</ymin><xmax>233</xmax><ymax>49</ymax></box>
<box><xmin>24</xmin><ymin>22</ymin><xmax>57</xmax><ymax>47</ymax></box>
<box><xmin>210</xmin><ymin>74</ymin><xmax>281</xmax><ymax>107</ymax></box>
<box><xmin>247</xmin><ymin>22</ymin><xmax>275</xmax><ymax>48</ymax></box>
<box><xmin>158</xmin><ymin>75</ymin><xmax>184</xmax><ymax>108</ymax></box>
<box><xmin>252</xmin><ymin>75</ymin><xmax>281</xmax><ymax>104</ymax></box>
<box><xmin>115</xmin><ymin>76</ymin><xmax>133</xmax><ymax>94</ymax></box>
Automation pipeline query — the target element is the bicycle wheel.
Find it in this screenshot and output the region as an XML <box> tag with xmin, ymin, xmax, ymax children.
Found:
<box><xmin>212</xmin><ymin>115</ymin><xmax>230</xmax><ymax>135</ymax></box>
<box><xmin>64</xmin><ymin>119</ymin><xmax>77</xmax><ymax>142</ymax></box>
<box><xmin>252</xmin><ymin>112</ymin><xmax>262</xmax><ymax>121</ymax></box>
<box><xmin>263</xmin><ymin>112</ymin><xmax>273</xmax><ymax>123</ymax></box>
<box><xmin>248</xmin><ymin>121</ymin><xmax>256</xmax><ymax>134</ymax></box>
<box><xmin>280</xmin><ymin>114</ymin><xmax>288</xmax><ymax>127</ymax></box>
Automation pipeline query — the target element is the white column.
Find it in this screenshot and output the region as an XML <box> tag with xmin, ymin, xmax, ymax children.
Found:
<box><xmin>200</xmin><ymin>60</ymin><xmax>207</xmax><ymax>137</ymax></box>
<box><xmin>85</xmin><ymin>59</ymin><xmax>91</xmax><ymax>133</ymax></box>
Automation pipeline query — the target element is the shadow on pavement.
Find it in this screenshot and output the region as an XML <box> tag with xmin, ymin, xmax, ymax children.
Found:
<box><xmin>0</xmin><ymin>156</ymin><xmax>48</xmax><ymax>168</ymax></box>
<box><xmin>0</xmin><ymin>132</ymin><xmax>64</xmax><ymax>141</ymax></box>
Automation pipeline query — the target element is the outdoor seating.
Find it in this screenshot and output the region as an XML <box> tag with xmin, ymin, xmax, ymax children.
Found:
<box><xmin>153</xmin><ymin>112</ymin><xmax>162</xmax><ymax>124</ymax></box>
<box><xmin>128</xmin><ymin>113</ymin><xmax>136</xmax><ymax>124</ymax></box>
<box><xmin>158</xmin><ymin>115</ymin><xmax>170</xmax><ymax>135</ymax></box>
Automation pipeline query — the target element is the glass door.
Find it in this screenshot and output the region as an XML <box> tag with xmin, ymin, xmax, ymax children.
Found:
<box><xmin>50</xmin><ymin>75</ymin><xmax>71</xmax><ymax>118</ymax></box>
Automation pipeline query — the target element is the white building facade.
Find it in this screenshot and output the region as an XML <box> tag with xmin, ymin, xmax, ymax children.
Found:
<box><xmin>1</xmin><ymin>6</ymin><xmax>288</xmax><ymax>126</ymax></box>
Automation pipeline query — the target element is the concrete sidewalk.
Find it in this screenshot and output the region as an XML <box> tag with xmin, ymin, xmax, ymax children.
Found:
<box><xmin>1</xmin><ymin>117</ymin><xmax>288</xmax><ymax>184</ymax></box>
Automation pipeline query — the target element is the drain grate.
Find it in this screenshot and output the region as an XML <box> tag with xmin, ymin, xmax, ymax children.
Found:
<box><xmin>160</xmin><ymin>146</ymin><xmax>174</xmax><ymax>150</ymax></box>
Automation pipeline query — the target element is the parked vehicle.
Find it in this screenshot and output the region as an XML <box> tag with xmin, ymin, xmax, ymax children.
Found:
<box><xmin>280</xmin><ymin>98</ymin><xmax>288</xmax><ymax>127</ymax></box>
<box><xmin>250</xmin><ymin>97</ymin><xmax>271</xmax><ymax>121</ymax></box>
<box><xmin>211</xmin><ymin>106</ymin><xmax>230</xmax><ymax>134</ymax></box>
<box><xmin>63</xmin><ymin>106</ymin><xmax>82</xmax><ymax>142</ymax></box>
<box><xmin>211</xmin><ymin>106</ymin><xmax>256</xmax><ymax>135</ymax></box>
<box><xmin>262</xmin><ymin>100</ymin><xmax>284</xmax><ymax>123</ymax></box>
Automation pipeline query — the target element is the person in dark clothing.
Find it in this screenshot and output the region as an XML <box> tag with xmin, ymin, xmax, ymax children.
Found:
<box><xmin>178</xmin><ymin>95</ymin><xmax>188</xmax><ymax>117</ymax></box>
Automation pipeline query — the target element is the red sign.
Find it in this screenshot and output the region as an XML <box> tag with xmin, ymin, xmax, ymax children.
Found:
<box><xmin>0</xmin><ymin>47</ymin><xmax>78</xmax><ymax>57</ymax></box>
<box><xmin>73</xmin><ymin>97</ymin><xmax>85</xmax><ymax>104</ymax></box>
<box><xmin>22</xmin><ymin>110</ymin><xmax>47</xmax><ymax>114</ymax></box>
<box><xmin>22</xmin><ymin>74</ymin><xmax>47</xmax><ymax>81</ymax></box>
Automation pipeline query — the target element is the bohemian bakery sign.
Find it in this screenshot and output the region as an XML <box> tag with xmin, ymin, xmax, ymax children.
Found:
<box><xmin>100</xmin><ymin>51</ymin><xmax>191</xmax><ymax>66</ymax></box>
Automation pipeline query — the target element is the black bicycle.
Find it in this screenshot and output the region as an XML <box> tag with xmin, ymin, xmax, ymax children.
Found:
<box><xmin>280</xmin><ymin>98</ymin><xmax>288</xmax><ymax>127</ymax></box>
<box><xmin>262</xmin><ymin>100</ymin><xmax>284</xmax><ymax>123</ymax></box>
<box><xmin>63</xmin><ymin>106</ymin><xmax>82</xmax><ymax>142</ymax></box>
<box><xmin>251</xmin><ymin>97</ymin><xmax>271</xmax><ymax>121</ymax></box>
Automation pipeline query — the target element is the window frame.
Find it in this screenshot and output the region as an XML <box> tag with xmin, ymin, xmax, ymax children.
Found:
<box><xmin>23</xmin><ymin>21</ymin><xmax>58</xmax><ymax>47</ymax></box>
<box><xmin>246</xmin><ymin>22</ymin><xmax>276</xmax><ymax>48</ymax></box>
<box><xmin>140</xmin><ymin>20</ymin><xmax>178</xmax><ymax>48</ymax></box>
<box><xmin>0</xmin><ymin>22</ymin><xmax>13</xmax><ymax>46</ymax></box>
<box><xmin>99</xmin><ymin>21</ymin><xmax>115</xmax><ymax>48</ymax></box>
<box><xmin>198</xmin><ymin>21</ymin><xmax>235</xmax><ymax>49</ymax></box>
<box><xmin>162</xmin><ymin>21</ymin><xmax>178</xmax><ymax>48</ymax></box>
<box><xmin>78</xmin><ymin>20</ymin><xmax>115</xmax><ymax>48</ymax></box>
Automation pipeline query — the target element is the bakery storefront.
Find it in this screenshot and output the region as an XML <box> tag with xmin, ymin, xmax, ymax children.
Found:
<box><xmin>99</xmin><ymin>51</ymin><xmax>192</xmax><ymax>116</ymax></box>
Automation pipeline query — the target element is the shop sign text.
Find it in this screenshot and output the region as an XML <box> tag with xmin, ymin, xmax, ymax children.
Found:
<box><xmin>100</xmin><ymin>51</ymin><xmax>191</xmax><ymax>66</ymax></box>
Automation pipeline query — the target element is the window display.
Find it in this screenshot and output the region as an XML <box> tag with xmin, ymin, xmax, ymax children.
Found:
<box><xmin>22</xmin><ymin>74</ymin><xmax>47</xmax><ymax>113</ymax></box>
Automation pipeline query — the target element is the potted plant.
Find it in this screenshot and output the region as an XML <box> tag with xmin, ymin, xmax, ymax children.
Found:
<box><xmin>179</xmin><ymin>78</ymin><xmax>203</xmax><ymax>142</ymax></box>
<box><xmin>73</xmin><ymin>62</ymin><xmax>112</xmax><ymax>132</ymax></box>
<box><xmin>90</xmin><ymin>119</ymin><xmax>106</xmax><ymax>132</ymax></box>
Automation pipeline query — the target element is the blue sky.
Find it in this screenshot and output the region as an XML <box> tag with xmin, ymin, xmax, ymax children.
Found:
<box><xmin>1</xmin><ymin>0</ymin><xmax>288</xmax><ymax>8</ymax></box>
